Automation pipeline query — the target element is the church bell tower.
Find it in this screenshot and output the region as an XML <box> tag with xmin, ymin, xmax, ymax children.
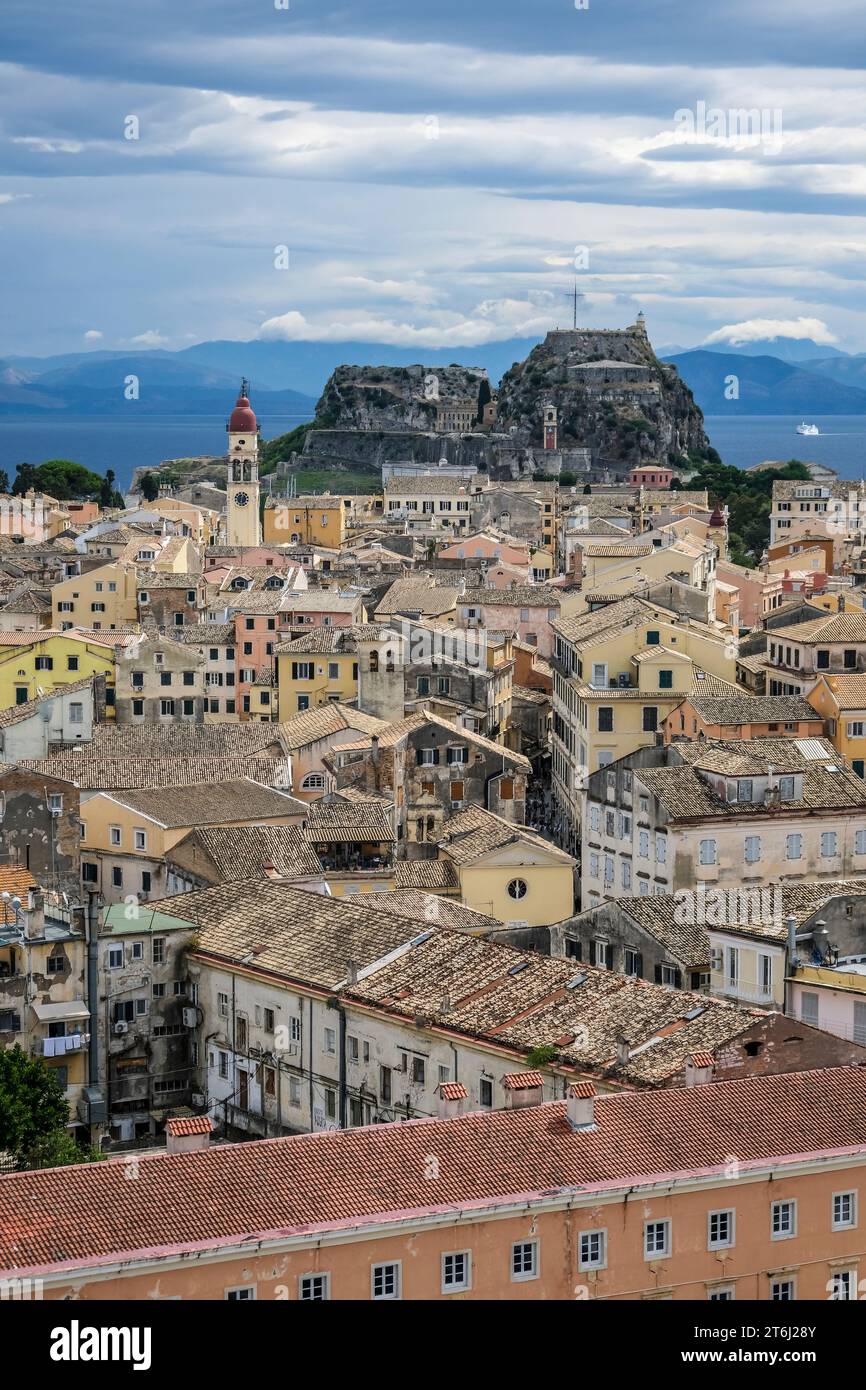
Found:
<box><xmin>226</xmin><ymin>380</ymin><xmax>262</xmax><ymax>547</ymax></box>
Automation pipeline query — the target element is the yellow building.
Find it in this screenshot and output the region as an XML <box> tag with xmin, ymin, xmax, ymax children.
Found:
<box><xmin>0</xmin><ymin>629</ymin><xmax>130</xmax><ymax>713</ymax></box>
<box><xmin>80</xmin><ymin>779</ymin><xmax>306</xmax><ymax>904</ymax></box>
<box><xmin>52</xmin><ymin>560</ymin><xmax>139</xmax><ymax>631</ymax></box>
<box><xmin>275</xmin><ymin>625</ymin><xmax>388</xmax><ymax>719</ymax></box>
<box><xmin>808</xmin><ymin>674</ymin><xmax>866</xmax><ymax>779</ymax></box>
<box><xmin>263</xmin><ymin>495</ymin><xmax>347</xmax><ymax>550</ymax></box>
<box><xmin>434</xmin><ymin>806</ymin><xmax>576</xmax><ymax>928</ymax></box>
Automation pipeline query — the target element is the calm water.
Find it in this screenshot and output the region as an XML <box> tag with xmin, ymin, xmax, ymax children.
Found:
<box><xmin>704</xmin><ymin>414</ymin><xmax>866</xmax><ymax>479</ymax></box>
<box><xmin>2</xmin><ymin>411</ymin><xmax>865</xmax><ymax>491</ymax></box>
<box><xmin>0</xmin><ymin>415</ymin><xmax>312</xmax><ymax>493</ymax></box>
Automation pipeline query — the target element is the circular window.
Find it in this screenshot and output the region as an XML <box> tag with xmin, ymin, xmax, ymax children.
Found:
<box><xmin>507</xmin><ymin>878</ymin><xmax>528</xmax><ymax>901</ymax></box>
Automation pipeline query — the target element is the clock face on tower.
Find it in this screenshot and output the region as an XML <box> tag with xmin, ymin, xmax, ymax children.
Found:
<box><xmin>233</xmin><ymin>491</ymin><xmax>250</xmax><ymax>508</ymax></box>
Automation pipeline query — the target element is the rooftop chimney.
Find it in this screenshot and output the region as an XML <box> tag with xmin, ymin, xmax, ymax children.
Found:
<box><xmin>567</xmin><ymin>1080</ymin><xmax>597</xmax><ymax>1131</ymax></box>
<box><xmin>437</xmin><ymin>1081</ymin><xmax>468</xmax><ymax>1120</ymax></box>
<box><xmin>684</xmin><ymin>1051</ymin><xmax>715</xmax><ymax>1087</ymax></box>
<box><xmin>346</xmin><ymin>959</ymin><xmax>359</xmax><ymax>987</ymax></box>
<box><xmin>165</xmin><ymin>1115</ymin><xmax>213</xmax><ymax>1154</ymax></box>
<box><xmin>502</xmin><ymin>1070</ymin><xmax>544</xmax><ymax>1109</ymax></box>
<box><xmin>615</xmin><ymin>1033</ymin><xmax>631</xmax><ymax>1068</ymax></box>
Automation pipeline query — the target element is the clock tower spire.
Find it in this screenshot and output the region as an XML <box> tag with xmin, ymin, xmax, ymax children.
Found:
<box><xmin>226</xmin><ymin>381</ymin><xmax>262</xmax><ymax>547</ymax></box>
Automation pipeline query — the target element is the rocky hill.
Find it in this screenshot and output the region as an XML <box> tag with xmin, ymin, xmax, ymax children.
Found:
<box><xmin>497</xmin><ymin>317</ymin><xmax>713</xmax><ymax>468</ymax></box>
<box><xmin>314</xmin><ymin>363</ymin><xmax>489</xmax><ymax>431</ymax></box>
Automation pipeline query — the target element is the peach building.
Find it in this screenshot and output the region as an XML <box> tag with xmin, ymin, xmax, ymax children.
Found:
<box><xmin>663</xmin><ymin>693</ymin><xmax>825</xmax><ymax>745</ymax></box>
<box><xmin>3</xmin><ymin>1065</ymin><xmax>866</xmax><ymax>1301</ymax></box>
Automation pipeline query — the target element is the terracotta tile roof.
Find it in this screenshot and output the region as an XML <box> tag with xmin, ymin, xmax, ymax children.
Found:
<box><xmin>336</xmin><ymin>708</ymin><xmax>531</xmax><ymax>771</ymax></box>
<box><xmin>568</xmin><ymin>1080</ymin><xmax>596</xmax><ymax>1098</ymax></box>
<box><xmin>460</xmin><ymin>586</ymin><xmax>561</xmax><ymax>608</ymax></box>
<box><xmin>582</xmin><ymin>543</ymin><xmax>654</xmax><ymax>558</ymax></box>
<box><xmin>638</xmin><ymin>759</ymin><xmax>866</xmax><ymax>819</ymax></box>
<box><xmin>374</xmin><ymin>578</ymin><xmax>460</xmax><ymax>618</ymax></box>
<box><xmin>165</xmin><ymin>1116</ymin><xmax>213</xmax><ymax>1137</ymax></box>
<box><xmin>19</xmin><ymin>752</ymin><xmax>283</xmax><ymax>792</ymax></box>
<box><xmin>438</xmin><ymin>806</ymin><xmax>575</xmax><ymax>867</ymax></box>
<box><xmin>687</xmin><ymin>694</ymin><xmax>820</xmax><ymax>724</ymax></box>
<box><xmin>0</xmin><ymin>676</ymin><xmax>95</xmax><ymax>728</ymax></box>
<box><xmin>375</xmin><ymin>889</ymin><xmax>499</xmax><ymax>934</ymax></box>
<box><xmin>170</xmin><ymin>622</ymin><xmax>236</xmax><ymax>646</ymax></box>
<box><xmin>689</xmin><ymin>1051</ymin><xmax>716</xmax><ymax>1069</ymax></box>
<box><xmin>818</xmin><ymin>675</ymin><xmax>866</xmax><ymax>711</ymax></box>
<box><xmin>278</xmin><ymin>592</ymin><xmax>361</xmax><ymax>613</ymax></box>
<box><xmin>303</xmin><ymin>801</ymin><xmax>393</xmax><ymax>844</ymax></box>
<box><xmin>171</xmin><ymin>824</ymin><xmax>322</xmax><ymax>882</ymax></box>
<box><xmin>769</xmin><ymin>612</ymin><xmax>866</xmax><ymax>643</ymax></box>
<box><xmin>101</xmin><ymin>778</ymin><xmax>304</xmax><ymax>829</ymax></box>
<box><xmin>384</xmin><ymin>475</ymin><xmax>483</xmax><ymax>495</ymax></box>
<box><xmin>176</xmin><ymin>879</ymin><xmax>429</xmax><ymax>990</ymax></box>
<box><xmin>502</xmin><ymin>1070</ymin><xmax>544</xmax><ymax>1089</ymax></box>
<box><xmin>0</xmin><ymin>866</ymin><xmax>37</xmax><ymax>899</ymax></box>
<box><xmin>8</xmin><ymin>1066</ymin><xmax>860</xmax><ymax>1277</ymax></box>
<box><xmin>276</xmin><ymin>703</ymin><xmax>388</xmax><ymax>750</ymax></box>
<box><xmin>275</xmin><ymin>624</ymin><xmax>390</xmax><ymax>655</ymax></box>
<box><xmin>573</xmin><ymin>895</ymin><xmax>709</xmax><ymax>970</ymax></box>
<box><xmin>393</xmin><ymin>860</ymin><xmax>459</xmax><ymax>891</ymax></box>
<box><xmin>438</xmin><ymin>1082</ymin><xmax>467</xmax><ymax>1100</ymax></box>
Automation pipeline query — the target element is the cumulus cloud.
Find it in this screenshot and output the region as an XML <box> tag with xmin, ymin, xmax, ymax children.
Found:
<box><xmin>83</xmin><ymin>329</ymin><xmax>103</xmax><ymax>340</ymax></box>
<box><xmin>127</xmin><ymin>330</ymin><xmax>170</xmax><ymax>348</ymax></box>
<box><xmin>702</xmin><ymin>317</ymin><xmax>839</xmax><ymax>346</ymax></box>
<box><xmin>259</xmin><ymin>298</ymin><xmax>556</xmax><ymax>348</ymax></box>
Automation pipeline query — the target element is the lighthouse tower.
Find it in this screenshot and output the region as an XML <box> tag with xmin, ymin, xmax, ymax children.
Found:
<box><xmin>226</xmin><ymin>380</ymin><xmax>262</xmax><ymax>547</ymax></box>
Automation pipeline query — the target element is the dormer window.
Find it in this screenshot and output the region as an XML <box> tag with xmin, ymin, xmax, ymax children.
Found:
<box><xmin>737</xmin><ymin>778</ymin><xmax>753</xmax><ymax>802</ymax></box>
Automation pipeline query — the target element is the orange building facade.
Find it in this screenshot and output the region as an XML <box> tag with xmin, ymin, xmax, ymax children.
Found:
<box><xmin>3</xmin><ymin>1068</ymin><xmax>866</xmax><ymax>1302</ymax></box>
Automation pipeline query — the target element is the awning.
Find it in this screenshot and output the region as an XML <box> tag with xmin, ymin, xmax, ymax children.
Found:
<box><xmin>31</xmin><ymin>1000</ymin><xmax>91</xmax><ymax>1022</ymax></box>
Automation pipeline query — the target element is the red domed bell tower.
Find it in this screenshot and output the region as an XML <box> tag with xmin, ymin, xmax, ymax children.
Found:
<box><xmin>226</xmin><ymin>379</ymin><xmax>261</xmax><ymax>547</ymax></box>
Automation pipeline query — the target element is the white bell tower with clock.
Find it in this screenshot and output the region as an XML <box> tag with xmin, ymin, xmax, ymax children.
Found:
<box><xmin>225</xmin><ymin>379</ymin><xmax>262</xmax><ymax>547</ymax></box>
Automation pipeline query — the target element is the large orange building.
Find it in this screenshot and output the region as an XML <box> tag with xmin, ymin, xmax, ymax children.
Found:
<box><xmin>2</xmin><ymin>1065</ymin><xmax>866</xmax><ymax>1301</ymax></box>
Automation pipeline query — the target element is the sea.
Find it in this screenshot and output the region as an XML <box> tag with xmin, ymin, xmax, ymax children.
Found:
<box><xmin>0</xmin><ymin>412</ymin><xmax>865</xmax><ymax>493</ymax></box>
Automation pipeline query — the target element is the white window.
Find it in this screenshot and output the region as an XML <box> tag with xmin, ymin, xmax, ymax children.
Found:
<box><xmin>225</xmin><ymin>1286</ymin><xmax>256</xmax><ymax>1301</ymax></box>
<box><xmin>621</xmin><ymin>860</ymin><xmax>631</xmax><ymax>889</ymax></box>
<box><xmin>833</xmin><ymin>1191</ymin><xmax>857</xmax><ymax>1230</ymax></box>
<box><xmin>579</xmin><ymin>1230</ymin><xmax>607</xmax><ymax>1270</ymax></box>
<box><xmin>644</xmin><ymin>1219</ymin><xmax>671</xmax><ymax>1259</ymax></box>
<box><xmin>771</xmin><ymin>1277</ymin><xmax>795</xmax><ymax>1301</ymax></box>
<box><xmin>152</xmin><ymin>937</ymin><xmax>165</xmax><ymax>964</ymax></box>
<box><xmin>299</xmin><ymin>1274</ymin><xmax>330</xmax><ymax>1301</ymax></box>
<box><xmin>371</xmin><ymin>1262</ymin><xmax>401</xmax><ymax>1300</ymax></box>
<box><xmin>589</xmin><ymin>804</ymin><xmax>600</xmax><ymax>832</ymax></box>
<box><xmin>324</xmin><ymin>1027</ymin><xmax>336</xmax><ymax>1054</ymax></box>
<box><xmin>821</xmin><ymin>831</ymin><xmax>838</xmax><ymax>858</ymax></box>
<box><xmin>348</xmin><ymin>1035</ymin><xmax>359</xmax><ymax>1062</ymax></box>
<box><xmin>726</xmin><ymin>946</ymin><xmax>739</xmax><ymax>986</ymax></box>
<box><xmin>109</xmin><ymin>825</ymin><xmax>122</xmax><ymax>846</ymax></box>
<box><xmin>655</xmin><ymin>835</ymin><xmax>667</xmax><ymax>864</ymax></box>
<box><xmin>442</xmin><ymin>1251</ymin><xmax>471</xmax><ymax>1292</ymax></box>
<box><xmin>699</xmin><ymin>839</ymin><xmax>716</xmax><ymax>865</ymax></box>
<box><xmin>786</xmin><ymin>833</ymin><xmax>802</xmax><ymax>860</ymax></box>
<box><xmin>744</xmin><ymin>835</ymin><xmax>761</xmax><ymax>864</ymax></box>
<box><xmin>107</xmin><ymin>946</ymin><xmax>123</xmax><ymax>969</ymax></box>
<box><xmin>708</xmin><ymin>1286</ymin><xmax>735</xmax><ymax>1301</ymax></box>
<box><xmin>708</xmin><ymin>1210</ymin><xmax>735</xmax><ymax>1250</ymax></box>
<box><xmin>759</xmin><ymin>954</ymin><xmax>773</xmax><ymax>997</ymax></box>
<box><xmin>131</xmin><ymin>942</ymin><xmax>143</xmax><ymax>961</ymax></box>
<box><xmin>289</xmin><ymin>1076</ymin><xmax>301</xmax><ymax>1107</ymax></box>
<box><xmin>589</xmin><ymin>852</ymin><xmax>599</xmax><ymax>878</ymax></box>
<box><xmin>446</xmin><ymin>746</ymin><xmax>467</xmax><ymax>765</ymax></box>
<box><xmin>301</xmin><ymin>773</ymin><xmax>326</xmax><ymax>790</ymax></box>
<box><xmin>848</xmin><ymin>722</ymin><xmax>866</xmax><ymax>738</ymax></box>
<box><xmin>829</xmin><ymin>1270</ymin><xmax>857</xmax><ymax>1301</ymax></box>
<box><xmin>218</xmin><ymin>992</ymin><xmax>229</xmax><ymax>1017</ymax></box>
<box><xmin>639</xmin><ymin>831</ymin><xmax>649</xmax><ymax>858</ymax></box>
<box><xmin>418</xmin><ymin>748</ymin><xmax>436</xmax><ymax>765</ymax></box>
<box><xmin>511</xmin><ymin>1240</ymin><xmax>538</xmax><ymax>1281</ymax></box>
<box><xmin>771</xmin><ymin>1200</ymin><xmax>796</xmax><ymax>1239</ymax></box>
<box><xmin>856</xmin><ymin>830</ymin><xmax>866</xmax><ymax>854</ymax></box>
<box><xmin>134</xmin><ymin>828</ymin><xmax>147</xmax><ymax>851</ymax></box>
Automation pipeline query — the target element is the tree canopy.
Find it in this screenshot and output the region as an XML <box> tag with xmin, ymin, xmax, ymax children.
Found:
<box><xmin>12</xmin><ymin>459</ymin><xmax>105</xmax><ymax>502</ymax></box>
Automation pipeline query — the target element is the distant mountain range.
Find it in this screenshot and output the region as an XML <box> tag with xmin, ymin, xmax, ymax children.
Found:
<box><xmin>2</xmin><ymin>332</ymin><xmax>866</xmax><ymax>422</ymax></box>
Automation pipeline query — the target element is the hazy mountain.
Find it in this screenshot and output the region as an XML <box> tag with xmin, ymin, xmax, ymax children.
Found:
<box><xmin>665</xmin><ymin>350</ymin><xmax>866</xmax><ymax>414</ymax></box>
<box><xmin>694</xmin><ymin>337</ymin><xmax>849</xmax><ymax>363</ymax></box>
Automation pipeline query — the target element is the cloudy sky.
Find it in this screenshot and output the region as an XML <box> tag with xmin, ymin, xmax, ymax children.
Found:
<box><xmin>2</xmin><ymin>0</ymin><xmax>866</xmax><ymax>356</ymax></box>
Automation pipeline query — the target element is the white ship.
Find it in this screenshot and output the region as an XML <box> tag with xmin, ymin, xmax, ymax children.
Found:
<box><xmin>796</xmin><ymin>421</ymin><xmax>820</xmax><ymax>436</ymax></box>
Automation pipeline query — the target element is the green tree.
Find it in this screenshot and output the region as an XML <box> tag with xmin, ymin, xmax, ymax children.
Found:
<box><xmin>11</xmin><ymin>462</ymin><xmax>39</xmax><ymax>496</ymax></box>
<box><xmin>0</xmin><ymin>468</ymin><xmax>9</xmax><ymax>493</ymax></box>
<box><xmin>13</xmin><ymin>459</ymin><xmax>104</xmax><ymax>501</ymax></box>
<box><xmin>140</xmin><ymin>471</ymin><xmax>160</xmax><ymax>503</ymax></box>
<box><xmin>0</xmin><ymin>1045</ymin><xmax>68</xmax><ymax>1160</ymax></box>
<box><xmin>99</xmin><ymin>469</ymin><xmax>117</xmax><ymax>509</ymax></box>
<box><xmin>20</xmin><ymin>1130</ymin><xmax>104</xmax><ymax>1171</ymax></box>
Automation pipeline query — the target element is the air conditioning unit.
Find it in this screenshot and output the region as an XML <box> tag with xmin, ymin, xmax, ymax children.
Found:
<box><xmin>114</xmin><ymin>1020</ymin><xmax>128</xmax><ymax>1036</ymax></box>
<box><xmin>182</xmin><ymin>1007</ymin><xmax>198</xmax><ymax>1028</ymax></box>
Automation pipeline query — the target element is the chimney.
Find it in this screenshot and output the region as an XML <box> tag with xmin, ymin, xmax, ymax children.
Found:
<box><xmin>566</xmin><ymin>1081</ymin><xmax>597</xmax><ymax>1131</ymax></box>
<box><xmin>502</xmin><ymin>1070</ymin><xmax>544</xmax><ymax>1109</ymax></box>
<box><xmin>346</xmin><ymin>959</ymin><xmax>359</xmax><ymax>987</ymax></box>
<box><xmin>684</xmin><ymin>1051</ymin><xmax>715</xmax><ymax>1087</ymax></box>
<box><xmin>615</xmin><ymin>1033</ymin><xmax>631</xmax><ymax>1068</ymax></box>
<box><xmin>165</xmin><ymin>1115</ymin><xmax>213</xmax><ymax>1154</ymax></box>
<box><xmin>437</xmin><ymin>1081</ymin><xmax>468</xmax><ymax>1120</ymax></box>
<box><xmin>370</xmin><ymin>735</ymin><xmax>379</xmax><ymax>765</ymax></box>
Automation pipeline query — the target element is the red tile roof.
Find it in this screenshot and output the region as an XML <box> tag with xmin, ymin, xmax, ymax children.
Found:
<box><xmin>568</xmin><ymin>1081</ymin><xmax>597</xmax><ymax>1099</ymax></box>
<box><xmin>438</xmin><ymin>1082</ymin><xmax>468</xmax><ymax>1101</ymax></box>
<box><xmin>502</xmin><ymin>1070</ymin><xmax>544</xmax><ymax>1089</ymax></box>
<box><xmin>3</xmin><ymin>1067</ymin><xmax>866</xmax><ymax>1279</ymax></box>
<box><xmin>689</xmin><ymin>1051</ymin><xmax>716</xmax><ymax>1070</ymax></box>
<box><xmin>165</xmin><ymin>1116</ymin><xmax>213</xmax><ymax>1137</ymax></box>
<box><xmin>439</xmin><ymin>1078</ymin><xmax>467</xmax><ymax>1100</ymax></box>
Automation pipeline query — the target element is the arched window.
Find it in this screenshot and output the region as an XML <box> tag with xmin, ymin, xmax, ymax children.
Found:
<box><xmin>369</xmin><ymin>651</ymin><xmax>379</xmax><ymax>672</ymax></box>
<box><xmin>301</xmin><ymin>773</ymin><xmax>326</xmax><ymax>790</ymax></box>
